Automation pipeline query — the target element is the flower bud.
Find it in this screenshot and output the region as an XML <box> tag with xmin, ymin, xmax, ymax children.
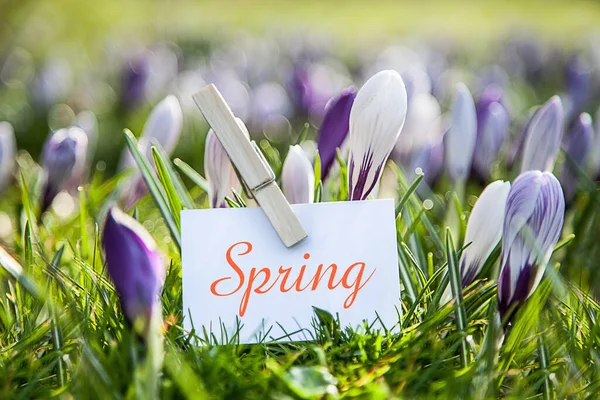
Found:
<box><xmin>0</xmin><ymin>122</ymin><xmax>16</xmax><ymax>193</ymax></box>
<box><xmin>348</xmin><ymin>70</ymin><xmax>408</xmax><ymax>200</ymax></box>
<box><xmin>120</xmin><ymin>55</ymin><xmax>149</xmax><ymax>110</ymax></box>
<box><xmin>445</xmin><ymin>83</ymin><xmax>477</xmax><ymax>183</ymax></box>
<box><xmin>460</xmin><ymin>180</ymin><xmax>511</xmax><ymax>287</ymax></box>
<box><xmin>317</xmin><ymin>87</ymin><xmax>356</xmax><ymax>179</ymax></box>
<box><xmin>520</xmin><ymin>96</ymin><xmax>564</xmax><ymax>172</ymax></box>
<box><xmin>204</xmin><ymin>118</ymin><xmax>249</xmax><ymax>208</ymax></box>
<box><xmin>41</xmin><ymin>127</ymin><xmax>88</xmax><ymax>212</ymax></box>
<box><xmin>102</xmin><ymin>207</ymin><xmax>165</xmax><ymax>334</ymax></box>
<box><xmin>282</xmin><ymin>145</ymin><xmax>315</xmax><ymax>204</ymax></box>
<box><xmin>560</xmin><ymin>112</ymin><xmax>593</xmax><ymax>202</ymax></box>
<box><xmin>497</xmin><ymin>171</ymin><xmax>565</xmax><ymax>321</ymax></box>
<box><xmin>119</xmin><ymin>95</ymin><xmax>183</xmax><ymax>171</ymax></box>
<box><xmin>119</xmin><ymin>95</ymin><xmax>183</xmax><ymax>208</ymax></box>
<box><xmin>473</xmin><ymin>102</ymin><xmax>510</xmax><ymax>180</ymax></box>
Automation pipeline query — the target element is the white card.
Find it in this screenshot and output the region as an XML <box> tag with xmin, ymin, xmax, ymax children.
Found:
<box><xmin>182</xmin><ymin>199</ymin><xmax>400</xmax><ymax>344</ymax></box>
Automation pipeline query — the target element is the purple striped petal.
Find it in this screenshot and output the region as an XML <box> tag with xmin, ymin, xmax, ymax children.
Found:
<box><xmin>520</xmin><ymin>96</ymin><xmax>564</xmax><ymax>172</ymax></box>
<box><xmin>497</xmin><ymin>171</ymin><xmax>565</xmax><ymax>320</ymax></box>
<box><xmin>204</xmin><ymin>119</ymin><xmax>249</xmax><ymax>208</ymax></box>
<box><xmin>348</xmin><ymin>70</ymin><xmax>408</xmax><ymax>200</ymax></box>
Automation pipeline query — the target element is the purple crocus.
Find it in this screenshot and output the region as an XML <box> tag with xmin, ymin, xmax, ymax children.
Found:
<box><xmin>497</xmin><ymin>171</ymin><xmax>565</xmax><ymax>321</ymax></box>
<box><xmin>347</xmin><ymin>70</ymin><xmax>408</xmax><ymax>200</ymax></box>
<box><xmin>520</xmin><ymin>96</ymin><xmax>564</xmax><ymax>172</ymax></box>
<box><xmin>120</xmin><ymin>55</ymin><xmax>150</xmax><ymax>110</ymax></box>
<box><xmin>565</xmin><ymin>55</ymin><xmax>592</xmax><ymax>117</ymax></box>
<box><xmin>40</xmin><ymin>127</ymin><xmax>88</xmax><ymax>212</ymax></box>
<box><xmin>472</xmin><ymin>101</ymin><xmax>510</xmax><ymax>181</ymax></box>
<box><xmin>282</xmin><ymin>145</ymin><xmax>315</xmax><ymax>204</ymax></box>
<box><xmin>560</xmin><ymin>112</ymin><xmax>593</xmax><ymax>202</ymax></box>
<box><xmin>445</xmin><ymin>83</ymin><xmax>477</xmax><ymax>183</ymax></box>
<box><xmin>103</xmin><ymin>207</ymin><xmax>165</xmax><ymax>333</ymax></box>
<box><xmin>316</xmin><ymin>87</ymin><xmax>356</xmax><ymax>179</ymax></box>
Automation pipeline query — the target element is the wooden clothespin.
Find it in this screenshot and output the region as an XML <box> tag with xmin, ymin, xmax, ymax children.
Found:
<box><xmin>193</xmin><ymin>84</ymin><xmax>308</xmax><ymax>247</ymax></box>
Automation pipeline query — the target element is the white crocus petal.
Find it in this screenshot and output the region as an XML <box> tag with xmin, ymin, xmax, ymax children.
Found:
<box><xmin>118</xmin><ymin>95</ymin><xmax>183</xmax><ymax>170</ymax></box>
<box><xmin>348</xmin><ymin>70</ymin><xmax>408</xmax><ymax>200</ymax></box>
<box><xmin>460</xmin><ymin>180</ymin><xmax>511</xmax><ymax>286</ymax></box>
<box><xmin>0</xmin><ymin>122</ymin><xmax>16</xmax><ymax>193</ymax></box>
<box><xmin>445</xmin><ymin>83</ymin><xmax>477</xmax><ymax>182</ymax></box>
<box><xmin>520</xmin><ymin>96</ymin><xmax>564</xmax><ymax>172</ymax></box>
<box><xmin>204</xmin><ymin>118</ymin><xmax>248</xmax><ymax>208</ymax></box>
<box><xmin>395</xmin><ymin>92</ymin><xmax>441</xmax><ymax>156</ymax></box>
<box><xmin>282</xmin><ymin>145</ymin><xmax>315</xmax><ymax>204</ymax></box>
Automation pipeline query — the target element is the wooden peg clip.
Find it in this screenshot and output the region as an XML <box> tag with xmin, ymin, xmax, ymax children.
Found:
<box><xmin>193</xmin><ymin>84</ymin><xmax>308</xmax><ymax>247</ymax></box>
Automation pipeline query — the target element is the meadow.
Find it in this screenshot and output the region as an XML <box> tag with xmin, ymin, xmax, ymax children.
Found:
<box><xmin>1</xmin><ymin>1</ymin><xmax>600</xmax><ymax>399</ymax></box>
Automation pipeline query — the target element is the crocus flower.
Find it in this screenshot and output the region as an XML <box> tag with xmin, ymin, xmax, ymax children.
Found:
<box><xmin>204</xmin><ymin>118</ymin><xmax>249</xmax><ymax>208</ymax></box>
<box><xmin>0</xmin><ymin>122</ymin><xmax>16</xmax><ymax>193</ymax></box>
<box><xmin>118</xmin><ymin>95</ymin><xmax>184</xmax><ymax>171</ymax></box>
<box><xmin>102</xmin><ymin>207</ymin><xmax>165</xmax><ymax>334</ymax></box>
<box><xmin>497</xmin><ymin>171</ymin><xmax>565</xmax><ymax>321</ymax></box>
<box><xmin>40</xmin><ymin>127</ymin><xmax>88</xmax><ymax>212</ymax></box>
<box><xmin>520</xmin><ymin>96</ymin><xmax>564</xmax><ymax>172</ymax></box>
<box><xmin>565</xmin><ymin>55</ymin><xmax>592</xmax><ymax>117</ymax></box>
<box><xmin>560</xmin><ymin>112</ymin><xmax>593</xmax><ymax>202</ymax></box>
<box><xmin>317</xmin><ymin>87</ymin><xmax>356</xmax><ymax>179</ymax></box>
<box><xmin>445</xmin><ymin>83</ymin><xmax>477</xmax><ymax>183</ymax></box>
<box><xmin>119</xmin><ymin>95</ymin><xmax>183</xmax><ymax>208</ymax></box>
<box><xmin>472</xmin><ymin>101</ymin><xmax>510</xmax><ymax>181</ymax></box>
<box><xmin>460</xmin><ymin>180</ymin><xmax>511</xmax><ymax>287</ymax></box>
<box><xmin>282</xmin><ymin>145</ymin><xmax>315</xmax><ymax>204</ymax></box>
<box><xmin>120</xmin><ymin>55</ymin><xmax>149</xmax><ymax>110</ymax></box>
<box><xmin>347</xmin><ymin>70</ymin><xmax>408</xmax><ymax>200</ymax></box>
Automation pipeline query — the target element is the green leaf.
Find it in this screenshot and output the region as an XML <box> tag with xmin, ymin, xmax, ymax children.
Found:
<box><xmin>173</xmin><ymin>158</ymin><xmax>210</xmax><ymax>193</ymax></box>
<box><xmin>152</xmin><ymin>144</ymin><xmax>195</xmax><ymax>210</ymax></box>
<box><xmin>152</xmin><ymin>146</ymin><xmax>183</xmax><ymax>230</ymax></box>
<box><xmin>123</xmin><ymin>129</ymin><xmax>181</xmax><ymax>251</ymax></box>
<box><xmin>446</xmin><ymin>228</ymin><xmax>469</xmax><ymax>368</ymax></box>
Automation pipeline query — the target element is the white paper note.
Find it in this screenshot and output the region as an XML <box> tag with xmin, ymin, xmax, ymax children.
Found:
<box><xmin>182</xmin><ymin>199</ymin><xmax>400</xmax><ymax>344</ymax></box>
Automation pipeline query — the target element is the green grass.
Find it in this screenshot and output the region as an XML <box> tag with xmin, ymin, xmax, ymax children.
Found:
<box><xmin>1</xmin><ymin>130</ymin><xmax>600</xmax><ymax>398</ymax></box>
<box><xmin>3</xmin><ymin>0</ymin><xmax>600</xmax><ymax>58</ymax></box>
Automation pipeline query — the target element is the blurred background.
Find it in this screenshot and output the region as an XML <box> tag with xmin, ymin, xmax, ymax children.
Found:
<box><xmin>0</xmin><ymin>0</ymin><xmax>600</xmax><ymax>186</ymax></box>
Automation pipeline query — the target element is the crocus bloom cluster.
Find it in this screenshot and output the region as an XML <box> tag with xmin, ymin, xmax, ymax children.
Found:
<box><xmin>40</xmin><ymin>126</ymin><xmax>89</xmax><ymax>212</ymax></box>
<box><xmin>316</xmin><ymin>87</ymin><xmax>356</xmax><ymax>179</ymax></box>
<box><xmin>497</xmin><ymin>171</ymin><xmax>565</xmax><ymax>321</ymax></box>
<box><xmin>204</xmin><ymin>118</ymin><xmax>249</xmax><ymax>208</ymax></box>
<box><xmin>347</xmin><ymin>70</ymin><xmax>408</xmax><ymax>200</ymax></box>
<box><xmin>0</xmin><ymin>122</ymin><xmax>16</xmax><ymax>194</ymax></box>
<box><xmin>282</xmin><ymin>145</ymin><xmax>315</xmax><ymax>204</ymax></box>
<box><xmin>460</xmin><ymin>180</ymin><xmax>511</xmax><ymax>287</ymax></box>
<box><xmin>560</xmin><ymin>112</ymin><xmax>593</xmax><ymax>202</ymax></box>
<box><xmin>520</xmin><ymin>96</ymin><xmax>564</xmax><ymax>172</ymax></box>
<box><xmin>103</xmin><ymin>207</ymin><xmax>165</xmax><ymax>334</ymax></box>
<box><xmin>446</xmin><ymin>83</ymin><xmax>477</xmax><ymax>183</ymax></box>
